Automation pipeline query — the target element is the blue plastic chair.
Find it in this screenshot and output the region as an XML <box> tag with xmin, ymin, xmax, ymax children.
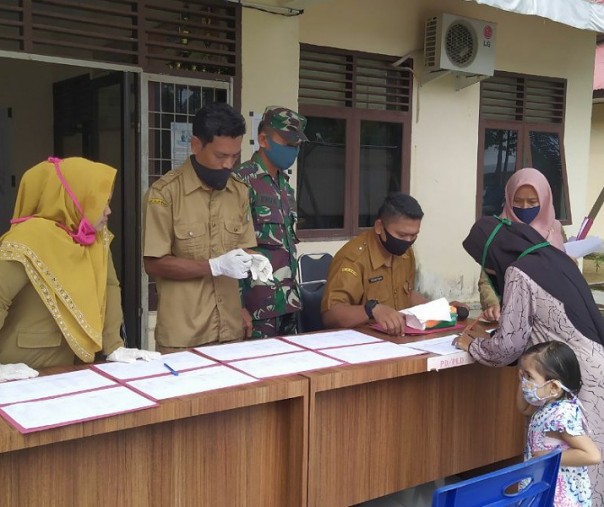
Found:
<box><xmin>432</xmin><ymin>450</ymin><xmax>562</xmax><ymax>507</ymax></box>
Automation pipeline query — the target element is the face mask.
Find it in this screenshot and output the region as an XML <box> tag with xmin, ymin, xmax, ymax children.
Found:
<box><xmin>50</xmin><ymin>157</ymin><xmax>97</xmax><ymax>246</ymax></box>
<box><xmin>380</xmin><ymin>227</ymin><xmax>414</xmax><ymax>256</ymax></box>
<box><xmin>265</xmin><ymin>137</ymin><xmax>299</xmax><ymax>170</ymax></box>
<box><xmin>191</xmin><ymin>156</ymin><xmax>231</xmax><ymax>190</ymax></box>
<box><xmin>513</xmin><ymin>206</ymin><xmax>540</xmax><ymax>224</ymax></box>
<box><xmin>521</xmin><ymin>377</ymin><xmax>554</xmax><ymax>407</ymax></box>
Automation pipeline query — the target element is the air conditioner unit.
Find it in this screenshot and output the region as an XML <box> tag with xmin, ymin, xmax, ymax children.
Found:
<box><xmin>424</xmin><ymin>13</ymin><xmax>496</xmax><ymax>76</ymax></box>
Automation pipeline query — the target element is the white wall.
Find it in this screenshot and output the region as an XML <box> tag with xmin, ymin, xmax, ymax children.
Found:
<box><xmin>294</xmin><ymin>0</ymin><xmax>595</xmax><ymax>301</ymax></box>
<box><xmin>240</xmin><ymin>7</ymin><xmax>301</xmax><ymax>161</ymax></box>
<box><xmin>588</xmin><ymin>102</ymin><xmax>604</xmax><ymax>239</ymax></box>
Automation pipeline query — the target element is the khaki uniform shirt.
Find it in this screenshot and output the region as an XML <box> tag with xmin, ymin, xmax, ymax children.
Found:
<box><xmin>321</xmin><ymin>230</ymin><xmax>416</xmax><ymax>313</ymax></box>
<box><xmin>143</xmin><ymin>158</ymin><xmax>256</xmax><ymax>348</ymax></box>
<box><xmin>0</xmin><ymin>257</ymin><xmax>123</xmax><ymax>369</ymax></box>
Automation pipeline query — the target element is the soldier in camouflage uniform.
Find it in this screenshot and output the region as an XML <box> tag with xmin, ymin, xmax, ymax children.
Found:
<box><xmin>235</xmin><ymin>106</ymin><xmax>308</xmax><ymax>339</ymax></box>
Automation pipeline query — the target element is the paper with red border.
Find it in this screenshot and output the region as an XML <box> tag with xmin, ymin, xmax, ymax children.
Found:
<box><xmin>0</xmin><ymin>385</ymin><xmax>157</xmax><ymax>433</ymax></box>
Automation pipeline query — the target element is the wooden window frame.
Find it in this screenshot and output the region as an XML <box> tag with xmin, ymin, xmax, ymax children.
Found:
<box><xmin>297</xmin><ymin>105</ymin><xmax>410</xmax><ymax>241</ymax></box>
<box><xmin>477</xmin><ymin>72</ymin><xmax>571</xmax><ymax>225</ymax></box>
<box><xmin>297</xmin><ymin>45</ymin><xmax>412</xmax><ymax>240</ymax></box>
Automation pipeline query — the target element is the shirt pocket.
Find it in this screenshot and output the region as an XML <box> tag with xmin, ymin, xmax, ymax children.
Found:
<box><xmin>253</xmin><ymin>205</ymin><xmax>285</xmax><ymax>247</ymax></box>
<box><xmin>365</xmin><ymin>274</ymin><xmax>391</xmax><ymax>305</ymax></box>
<box><xmin>174</xmin><ymin>222</ymin><xmax>208</xmax><ymax>260</ymax></box>
<box><xmin>18</xmin><ymin>331</ymin><xmax>63</xmax><ymax>349</ymax></box>
<box><xmin>222</xmin><ymin>221</ymin><xmax>244</xmax><ymax>251</ymax></box>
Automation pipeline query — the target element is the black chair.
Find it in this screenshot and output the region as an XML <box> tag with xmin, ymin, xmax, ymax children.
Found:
<box><xmin>297</xmin><ymin>253</ymin><xmax>333</xmax><ymax>333</ymax></box>
<box><xmin>298</xmin><ymin>253</ymin><xmax>333</xmax><ymax>284</ymax></box>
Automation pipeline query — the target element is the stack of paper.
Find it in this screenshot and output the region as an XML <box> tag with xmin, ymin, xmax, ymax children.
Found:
<box><xmin>0</xmin><ymin>370</ymin><xmax>157</xmax><ymax>433</ymax></box>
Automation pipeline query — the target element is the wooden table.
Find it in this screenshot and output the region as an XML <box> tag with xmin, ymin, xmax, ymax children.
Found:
<box><xmin>305</xmin><ymin>329</ymin><xmax>525</xmax><ymax>507</ymax></box>
<box><xmin>0</xmin><ymin>374</ymin><xmax>309</xmax><ymax>507</ymax></box>
<box><xmin>0</xmin><ymin>325</ymin><xmax>524</xmax><ymax>507</ymax></box>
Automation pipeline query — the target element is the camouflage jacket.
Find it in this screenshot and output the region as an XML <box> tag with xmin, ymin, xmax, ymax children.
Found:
<box><xmin>235</xmin><ymin>153</ymin><xmax>300</xmax><ymax>320</ymax></box>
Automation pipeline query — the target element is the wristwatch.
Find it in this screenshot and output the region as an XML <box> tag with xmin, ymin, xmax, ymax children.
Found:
<box><xmin>364</xmin><ymin>299</ymin><xmax>379</xmax><ymax>319</ymax></box>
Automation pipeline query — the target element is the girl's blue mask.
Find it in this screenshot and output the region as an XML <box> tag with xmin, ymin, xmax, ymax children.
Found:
<box><xmin>513</xmin><ymin>206</ymin><xmax>540</xmax><ymax>224</ymax></box>
<box><xmin>521</xmin><ymin>377</ymin><xmax>554</xmax><ymax>406</ymax></box>
<box><xmin>266</xmin><ymin>137</ymin><xmax>300</xmax><ymax>170</ymax></box>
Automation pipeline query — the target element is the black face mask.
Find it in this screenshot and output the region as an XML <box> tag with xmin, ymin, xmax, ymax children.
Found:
<box><xmin>380</xmin><ymin>228</ymin><xmax>414</xmax><ymax>256</ymax></box>
<box><xmin>190</xmin><ymin>155</ymin><xmax>231</xmax><ymax>190</ymax></box>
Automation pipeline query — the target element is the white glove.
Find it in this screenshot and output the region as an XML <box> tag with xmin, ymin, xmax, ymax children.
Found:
<box><xmin>209</xmin><ymin>248</ymin><xmax>253</xmax><ymax>279</ymax></box>
<box><xmin>250</xmin><ymin>254</ymin><xmax>273</xmax><ymax>283</ymax></box>
<box><xmin>106</xmin><ymin>346</ymin><xmax>161</xmax><ymax>364</ymax></box>
<box><xmin>0</xmin><ymin>363</ymin><xmax>39</xmax><ymax>382</ymax></box>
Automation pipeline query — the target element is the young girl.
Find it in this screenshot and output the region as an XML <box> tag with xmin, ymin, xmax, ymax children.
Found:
<box><xmin>518</xmin><ymin>341</ymin><xmax>602</xmax><ymax>506</ymax></box>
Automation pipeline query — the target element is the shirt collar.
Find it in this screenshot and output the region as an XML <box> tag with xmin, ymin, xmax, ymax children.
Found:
<box><xmin>252</xmin><ymin>152</ymin><xmax>289</xmax><ymax>184</ymax></box>
<box><xmin>367</xmin><ymin>229</ymin><xmax>410</xmax><ymax>269</ymax></box>
<box><xmin>367</xmin><ymin>230</ymin><xmax>390</xmax><ymax>269</ymax></box>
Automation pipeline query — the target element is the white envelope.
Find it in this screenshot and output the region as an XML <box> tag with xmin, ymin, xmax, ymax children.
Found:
<box><xmin>400</xmin><ymin>297</ymin><xmax>452</xmax><ymax>330</ymax></box>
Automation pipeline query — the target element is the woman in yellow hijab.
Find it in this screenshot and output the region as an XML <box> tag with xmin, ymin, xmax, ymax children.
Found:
<box><xmin>0</xmin><ymin>157</ymin><xmax>159</xmax><ymax>376</ymax></box>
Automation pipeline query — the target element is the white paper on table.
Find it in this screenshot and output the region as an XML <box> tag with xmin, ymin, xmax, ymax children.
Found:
<box><xmin>127</xmin><ymin>365</ymin><xmax>257</xmax><ymax>400</ymax></box>
<box><xmin>564</xmin><ymin>236</ymin><xmax>604</xmax><ymax>258</ymax></box>
<box><xmin>0</xmin><ymin>386</ymin><xmax>157</xmax><ymax>432</ymax></box>
<box><xmin>93</xmin><ymin>351</ymin><xmax>215</xmax><ymax>380</ymax></box>
<box><xmin>401</xmin><ymin>297</ymin><xmax>452</xmax><ymax>330</ymax></box>
<box><xmin>229</xmin><ymin>351</ymin><xmax>341</xmax><ymax>378</ymax></box>
<box><xmin>284</xmin><ymin>329</ymin><xmax>382</xmax><ymax>349</ymax></box>
<box><xmin>0</xmin><ymin>369</ymin><xmax>116</xmax><ymax>406</ymax></box>
<box><xmin>405</xmin><ymin>334</ymin><xmax>461</xmax><ymax>356</ymax></box>
<box><xmin>196</xmin><ymin>338</ymin><xmax>303</xmax><ymax>361</ymax></box>
<box><xmin>320</xmin><ymin>341</ymin><xmax>425</xmax><ymax>364</ymax></box>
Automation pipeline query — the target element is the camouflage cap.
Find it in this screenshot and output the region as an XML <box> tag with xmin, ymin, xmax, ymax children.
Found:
<box><xmin>262</xmin><ymin>106</ymin><xmax>308</xmax><ymax>143</ymax></box>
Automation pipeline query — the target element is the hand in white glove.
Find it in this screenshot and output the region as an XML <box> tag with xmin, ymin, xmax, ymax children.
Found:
<box><xmin>106</xmin><ymin>346</ymin><xmax>161</xmax><ymax>364</ymax></box>
<box><xmin>0</xmin><ymin>363</ymin><xmax>39</xmax><ymax>382</ymax></box>
<box><xmin>209</xmin><ymin>248</ymin><xmax>253</xmax><ymax>279</ymax></box>
<box><xmin>250</xmin><ymin>254</ymin><xmax>273</xmax><ymax>283</ymax></box>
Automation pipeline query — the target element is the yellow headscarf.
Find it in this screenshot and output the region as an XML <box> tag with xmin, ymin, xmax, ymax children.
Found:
<box><xmin>0</xmin><ymin>157</ymin><xmax>117</xmax><ymax>362</ymax></box>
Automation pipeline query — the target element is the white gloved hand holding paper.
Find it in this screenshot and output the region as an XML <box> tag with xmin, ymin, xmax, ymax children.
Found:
<box><xmin>0</xmin><ymin>363</ymin><xmax>39</xmax><ymax>382</ymax></box>
<box><xmin>250</xmin><ymin>254</ymin><xmax>273</xmax><ymax>283</ymax></box>
<box><xmin>209</xmin><ymin>249</ymin><xmax>253</xmax><ymax>279</ymax></box>
<box><xmin>106</xmin><ymin>347</ymin><xmax>161</xmax><ymax>364</ymax></box>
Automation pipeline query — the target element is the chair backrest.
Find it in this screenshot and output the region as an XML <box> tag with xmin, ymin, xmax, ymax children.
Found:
<box><xmin>432</xmin><ymin>450</ymin><xmax>561</xmax><ymax>507</ymax></box>
<box><xmin>298</xmin><ymin>281</ymin><xmax>326</xmax><ymax>333</ymax></box>
<box><xmin>298</xmin><ymin>253</ymin><xmax>333</xmax><ymax>284</ymax></box>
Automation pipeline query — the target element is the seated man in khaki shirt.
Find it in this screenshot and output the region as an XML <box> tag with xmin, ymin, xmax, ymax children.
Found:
<box><xmin>143</xmin><ymin>103</ymin><xmax>258</xmax><ymax>352</ymax></box>
<box><xmin>321</xmin><ymin>192</ymin><xmax>427</xmax><ymax>336</ymax></box>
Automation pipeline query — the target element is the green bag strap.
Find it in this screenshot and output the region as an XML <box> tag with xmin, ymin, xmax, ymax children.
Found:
<box><xmin>518</xmin><ymin>241</ymin><xmax>551</xmax><ymax>259</ymax></box>
<box><xmin>481</xmin><ymin>216</ymin><xmax>512</xmax><ymax>271</ymax></box>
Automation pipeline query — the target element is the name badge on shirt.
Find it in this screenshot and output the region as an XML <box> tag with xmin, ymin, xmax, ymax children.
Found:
<box><xmin>369</xmin><ymin>276</ymin><xmax>383</xmax><ymax>284</ymax></box>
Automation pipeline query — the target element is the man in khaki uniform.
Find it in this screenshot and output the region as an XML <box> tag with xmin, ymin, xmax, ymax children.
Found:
<box><xmin>144</xmin><ymin>103</ymin><xmax>258</xmax><ymax>352</ymax></box>
<box><xmin>321</xmin><ymin>192</ymin><xmax>427</xmax><ymax>336</ymax></box>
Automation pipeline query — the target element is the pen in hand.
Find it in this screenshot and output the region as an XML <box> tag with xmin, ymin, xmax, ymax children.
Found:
<box><xmin>163</xmin><ymin>362</ymin><xmax>179</xmax><ymax>376</ymax></box>
<box><xmin>453</xmin><ymin>311</ymin><xmax>484</xmax><ymax>350</ymax></box>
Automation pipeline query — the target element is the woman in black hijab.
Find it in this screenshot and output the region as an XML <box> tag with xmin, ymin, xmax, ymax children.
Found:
<box><xmin>457</xmin><ymin>216</ymin><xmax>604</xmax><ymax>500</ymax></box>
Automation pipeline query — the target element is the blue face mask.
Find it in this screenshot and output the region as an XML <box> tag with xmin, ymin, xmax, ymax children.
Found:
<box><xmin>521</xmin><ymin>377</ymin><xmax>554</xmax><ymax>406</ymax></box>
<box><xmin>513</xmin><ymin>206</ymin><xmax>540</xmax><ymax>224</ymax></box>
<box><xmin>265</xmin><ymin>137</ymin><xmax>300</xmax><ymax>170</ymax></box>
